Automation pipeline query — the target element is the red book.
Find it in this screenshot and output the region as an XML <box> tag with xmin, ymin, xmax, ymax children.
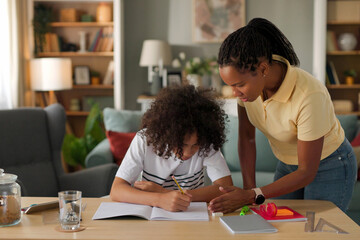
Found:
<box><xmin>251</xmin><ymin>206</ymin><xmax>307</xmax><ymax>222</ymax></box>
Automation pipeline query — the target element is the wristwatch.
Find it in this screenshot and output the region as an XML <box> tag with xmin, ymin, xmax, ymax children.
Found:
<box><xmin>252</xmin><ymin>188</ymin><xmax>265</xmax><ymax>205</ymax></box>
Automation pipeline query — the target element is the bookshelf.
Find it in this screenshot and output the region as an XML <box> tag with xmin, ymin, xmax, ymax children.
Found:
<box><xmin>28</xmin><ymin>0</ymin><xmax>124</xmax><ymax>137</ymax></box>
<box><xmin>326</xmin><ymin>0</ymin><xmax>360</xmax><ymax>115</ymax></box>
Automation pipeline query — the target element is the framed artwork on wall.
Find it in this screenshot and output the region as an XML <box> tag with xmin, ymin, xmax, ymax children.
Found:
<box><xmin>74</xmin><ymin>66</ymin><xmax>90</xmax><ymax>85</ymax></box>
<box><xmin>192</xmin><ymin>0</ymin><xmax>246</xmax><ymax>43</ymax></box>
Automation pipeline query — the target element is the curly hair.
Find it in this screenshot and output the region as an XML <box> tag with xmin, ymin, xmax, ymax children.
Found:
<box><xmin>140</xmin><ymin>85</ymin><xmax>227</xmax><ymax>159</ymax></box>
<box><xmin>218</xmin><ymin>18</ymin><xmax>299</xmax><ymax>72</ymax></box>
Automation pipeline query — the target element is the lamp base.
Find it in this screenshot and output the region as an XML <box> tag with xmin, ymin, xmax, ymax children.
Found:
<box><xmin>150</xmin><ymin>74</ymin><xmax>162</xmax><ymax>96</ymax></box>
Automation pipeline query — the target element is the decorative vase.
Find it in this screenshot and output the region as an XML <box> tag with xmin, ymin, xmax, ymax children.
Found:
<box><xmin>78</xmin><ymin>31</ymin><xmax>87</xmax><ymax>52</ymax></box>
<box><xmin>96</xmin><ymin>3</ymin><xmax>112</xmax><ymax>22</ymax></box>
<box><xmin>211</xmin><ymin>74</ymin><xmax>222</xmax><ymax>94</ymax></box>
<box><xmin>345</xmin><ymin>76</ymin><xmax>355</xmax><ymax>85</ymax></box>
<box><xmin>338</xmin><ymin>33</ymin><xmax>357</xmax><ymax>51</ymax></box>
<box><xmin>186</xmin><ymin>74</ymin><xmax>202</xmax><ymax>87</ymax></box>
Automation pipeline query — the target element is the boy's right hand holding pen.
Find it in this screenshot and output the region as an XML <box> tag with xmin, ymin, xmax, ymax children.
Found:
<box><xmin>154</xmin><ymin>175</ymin><xmax>192</xmax><ymax>212</ymax></box>
<box><xmin>158</xmin><ymin>191</ymin><xmax>192</xmax><ymax>212</ymax></box>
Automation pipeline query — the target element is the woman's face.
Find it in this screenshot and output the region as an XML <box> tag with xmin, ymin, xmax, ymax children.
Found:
<box><xmin>219</xmin><ymin>65</ymin><xmax>265</xmax><ymax>102</ymax></box>
<box><xmin>174</xmin><ymin>132</ymin><xmax>199</xmax><ymax>160</ymax></box>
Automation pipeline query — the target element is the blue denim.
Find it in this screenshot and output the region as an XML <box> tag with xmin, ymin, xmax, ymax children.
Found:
<box><xmin>273</xmin><ymin>138</ymin><xmax>357</xmax><ymax>212</ymax></box>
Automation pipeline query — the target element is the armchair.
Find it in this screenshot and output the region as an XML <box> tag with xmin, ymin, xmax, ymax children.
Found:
<box><xmin>0</xmin><ymin>104</ymin><xmax>118</xmax><ymax>197</ymax></box>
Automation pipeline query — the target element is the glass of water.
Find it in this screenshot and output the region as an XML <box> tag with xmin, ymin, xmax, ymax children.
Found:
<box><xmin>58</xmin><ymin>190</ymin><xmax>82</xmax><ymax>230</ymax></box>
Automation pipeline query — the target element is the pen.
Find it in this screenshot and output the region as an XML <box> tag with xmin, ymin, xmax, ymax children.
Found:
<box><xmin>171</xmin><ymin>175</ymin><xmax>184</xmax><ymax>194</ymax></box>
<box><xmin>240</xmin><ymin>206</ymin><xmax>249</xmax><ymax>216</ymax></box>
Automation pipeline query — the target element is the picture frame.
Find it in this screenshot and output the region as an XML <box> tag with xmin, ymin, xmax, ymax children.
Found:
<box><xmin>74</xmin><ymin>66</ymin><xmax>90</xmax><ymax>85</ymax></box>
<box><xmin>167</xmin><ymin>71</ymin><xmax>182</xmax><ymax>87</ymax></box>
<box><xmin>192</xmin><ymin>0</ymin><xmax>246</xmax><ymax>43</ymax></box>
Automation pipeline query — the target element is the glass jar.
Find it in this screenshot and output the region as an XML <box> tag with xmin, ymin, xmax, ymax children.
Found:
<box><xmin>0</xmin><ymin>169</ymin><xmax>21</xmax><ymax>227</ymax></box>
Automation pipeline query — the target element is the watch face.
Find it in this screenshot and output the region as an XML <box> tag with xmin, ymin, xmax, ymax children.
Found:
<box><xmin>255</xmin><ymin>194</ymin><xmax>265</xmax><ymax>205</ymax></box>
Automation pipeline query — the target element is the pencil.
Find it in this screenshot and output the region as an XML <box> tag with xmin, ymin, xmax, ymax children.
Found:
<box><xmin>171</xmin><ymin>175</ymin><xmax>184</xmax><ymax>194</ymax></box>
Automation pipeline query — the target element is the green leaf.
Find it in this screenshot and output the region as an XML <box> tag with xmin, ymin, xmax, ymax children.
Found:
<box><xmin>61</xmin><ymin>102</ymin><xmax>106</xmax><ymax>168</ymax></box>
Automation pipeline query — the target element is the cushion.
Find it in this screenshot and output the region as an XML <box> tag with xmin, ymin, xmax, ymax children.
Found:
<box><xmin>103</xmin><ymin>108</ymin><xmax>143</xmax><ymax>132</ymax></box>
<box><xmin>351</xmin><ymin>133</ymin><xmax>360</xmax><ymax>147</ymax></box>
<box><xmin>103</xmin><ymin>108</ymin><xmax>143</xmax><ymax>165</ymax></box>
<box><xmin>106</xmin><ymin>131</ymin><xmax>136</xmax><ymax>165</ymax></box>
<box><xmin>336</xmin><ymin>114</ymin><xmax>358</xmax><ymax>142</ymax></box>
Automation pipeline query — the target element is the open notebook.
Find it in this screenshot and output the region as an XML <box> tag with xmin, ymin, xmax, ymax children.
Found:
<box><xmin>92</xmin><ymin>202</ymin><xmax>209</xmax><ymax>221</ymax></box>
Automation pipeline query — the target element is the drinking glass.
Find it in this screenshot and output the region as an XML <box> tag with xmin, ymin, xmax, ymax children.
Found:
<box><xmin>58</xmin><ymin>190</ymin><xmax>82</xmax><ymax>230</ymax></box>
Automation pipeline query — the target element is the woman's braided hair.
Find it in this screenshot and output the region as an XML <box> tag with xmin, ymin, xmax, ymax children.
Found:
<box><xmin>218</xmin><ymin>18</ymin><xmax>299</xmax><ymax>71</ymax></box>
<box><xmin>140</xmin><ymin>85</ymin><xmax>227</xmax><ymax>159</ymax></box>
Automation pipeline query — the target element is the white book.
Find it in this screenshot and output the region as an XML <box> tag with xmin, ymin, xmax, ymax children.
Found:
<box><xmin>220</xmin><ymin>214</ymin><xmax>278</xmax><ymax>234</ymax></box>
<box><xmin>92</xmin><ymin>202</ymin><xmax>209</xmax><ymax>221</ymax></box>
<box><xmin>103</xmin><ymin>60</ymin><xmax>114</xmax><ymax>85</ymax></box>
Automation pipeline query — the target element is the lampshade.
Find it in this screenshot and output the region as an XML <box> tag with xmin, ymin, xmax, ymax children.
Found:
<box><xmin>30</xmin><ymin>58</ymin><xmax>72</xmax><ymax>91</ymax></box>
<box><xmin>139</xmin><ymin>40</ymin><xmax>172</xmax><ymax>67</ymax></box>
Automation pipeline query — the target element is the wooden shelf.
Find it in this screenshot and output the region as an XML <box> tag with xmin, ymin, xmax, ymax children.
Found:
<box><xmin>336</xmin><ymin>111</ymin><xmax>360</xmax><ymax>116</ymax></box>
<box><xmin>72</xmin><ymin>85</ymin><xmax>113</xmax><ymax>90</ymax></box>
<box><xmin>327</xmin><ymin>51</ymin><xmax>360</xmax><ymax>55</ymax></box>
<box><xmin>50</xmin><ymin>22</ymin><xmax>113</xmax><ymax>27</ymax></box>
<box><xmin>326</xmin><ymin>84</ymin><xmax>360</xmax><ymax>89</ymax></box>
<box><xmin>37</xmin><ymin>52</ymin><xmax>113</xmax><ymax>57</ymax></box>
<box><xmin>327</xmin><ymin>21</ymin><xmax>360</xmax><ymax>25</ymax></box>
<box><xmin>66</xmin><ymin>111</ymin><xmax>89</xmax><ymax>117</ymax></box>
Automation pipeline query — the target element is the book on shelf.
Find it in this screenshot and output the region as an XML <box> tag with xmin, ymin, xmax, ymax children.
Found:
<box><xmin>92</xmin><ymin>202</ymin><xmax>209</xmax><ymax>221</ymax></box>
<box><xmin>220</xmin><ymin>214</ymin><xmax>278</xmax><ymax>234</ymax></box>
<box><xmin>250</xmin><ymin>206</ymin><xmax>307</xmax><ymax>222</ymax></box>
<box><xmin>42</xmin><ymin>33</ymin><xmax>60</xmax><ymax>52</ymax></box>
<box><xmin>326</xmin><ymin>30</ymin><xmax>339</xmax><ymax>52</ymax></box>
<box><xmin>329</xmin><ymin>61</ymin><xmax>340</xmax><ymax>85</ymax></box>
<box><xmin>326</xmin><ymin>62</ymin><xmax>339</xmax><ymax>85</ymax></box>
<box><xmin>103</xmin><ymin>60</ymin><xmax>114</xmax><ymax>85</ymax></box>
<box><xmin>88</xmin><ymin>28</ymin><xmax>103</xmax><ymax>52</ymax></box>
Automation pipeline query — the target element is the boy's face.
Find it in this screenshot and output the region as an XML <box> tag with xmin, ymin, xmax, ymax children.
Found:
<box><xmin>175</xmin><ymin>132</ymin><xmax>199</xmax><ymax>160</ymax></box>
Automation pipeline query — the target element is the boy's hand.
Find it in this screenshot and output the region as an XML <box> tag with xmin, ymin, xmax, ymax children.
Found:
<box><xmin>158</xmin><ymin>191</ymin><xmax>192</xmax><ymax>212</ymax></box>
<box><xmin>134</xmin><ymin>181</ymin><xmax>168</xmax><ymax>193</ymax></box>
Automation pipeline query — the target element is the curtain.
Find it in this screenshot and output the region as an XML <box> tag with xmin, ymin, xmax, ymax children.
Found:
<box><xmin>0</xmin><ymin>0</ymin><xmax>26</xmax><ymax>109</ymax></box>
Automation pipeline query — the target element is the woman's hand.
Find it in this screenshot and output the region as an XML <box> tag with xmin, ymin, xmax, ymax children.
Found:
<box><xmin>157</xmin><ymin>191</ymin><xmax>192</xmax><ymax>212</ymax></box>
<box><xmin>208</xmin><ymin>186</ymin><xmax>253</xmax><ymax>214</ymax></box>
<box><xmin>134</xmin><ymin>181</ymin><xmax>168</xmax><ymax>193</ymax></box>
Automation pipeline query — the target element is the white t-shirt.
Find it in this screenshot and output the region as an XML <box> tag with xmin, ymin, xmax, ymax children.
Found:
<box><xmin>116</xmin><ymin>132</ymin><xmax>231</xmax><ymax>190</ymax></box>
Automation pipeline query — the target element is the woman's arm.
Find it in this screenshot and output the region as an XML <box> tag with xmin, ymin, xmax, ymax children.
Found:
<box><xmin>110</xmin><ymin>177</ymin><xmax>192</xmax><ymax>212</ymax></box>
<box><xmin>208</xmin><ymin>137</ymin><xmax>324</xmax><ymax>213</ymax></box>
<box><xmin>238</xmin><ymin>105</ymin><xmax>257</xmax><ymax>189</ymax></box>
<box><xmin>261</xmin><ymin>137</ymin><xmax>323</xmax><ymax>198</ymax></box>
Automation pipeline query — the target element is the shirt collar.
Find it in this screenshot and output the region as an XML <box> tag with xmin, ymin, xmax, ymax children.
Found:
<box><xmin>270</xmin><ymin>55</ymin><xmax>296</xmax><ymax>103</ymax></box>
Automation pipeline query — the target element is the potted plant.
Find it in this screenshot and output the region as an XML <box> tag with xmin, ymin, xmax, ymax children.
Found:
<box><xmin>344</xmin><ymin>69</ymin><xmax>357</xmax><ymax>85</ymax></box>
<box><xmin>62</xmin><ymin>102</ymin><xmax>106</xmax><ymax>170</ymax></box>
<box><xmin>33</xmin><ymin>4</ymin><xmax>53</xmax><ymax>54</ymax></box>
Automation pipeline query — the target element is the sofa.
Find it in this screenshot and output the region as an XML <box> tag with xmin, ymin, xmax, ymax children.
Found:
<box><xmin>86</xmin><ymin>108</ymin><xmax>360</xmax><ymax>225</ymax></box>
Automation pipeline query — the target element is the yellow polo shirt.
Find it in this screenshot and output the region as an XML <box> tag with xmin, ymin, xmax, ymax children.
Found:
<box><xmin>238</xmin><ymin>55</ymin><xmax>344</xmax><ymax>165</ymax></box>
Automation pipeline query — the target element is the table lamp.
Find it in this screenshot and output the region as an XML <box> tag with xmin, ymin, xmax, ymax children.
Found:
<box><xmin>139</xmin><ymin>40</ymin><xmax>172</xmax><ymax>95</ymax></box>
<box><xmin>30</xmin><ymin>58</ymin><xmax>72</xmax><ymax>106</ymax></box>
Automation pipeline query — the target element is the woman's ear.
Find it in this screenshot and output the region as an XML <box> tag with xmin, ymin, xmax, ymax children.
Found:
<box><xmin>258</xmin><ymin>61</ymin><xmax>269</xmax><ymax>77</ymax></box>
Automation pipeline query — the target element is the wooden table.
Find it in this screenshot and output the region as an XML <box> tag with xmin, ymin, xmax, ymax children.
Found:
<box><xmin>1</xmin><ymin>197</ymin><xmax>359</xmax><ymax>240</ymax></box>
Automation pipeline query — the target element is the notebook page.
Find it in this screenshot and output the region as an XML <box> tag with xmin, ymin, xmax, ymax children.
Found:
<box><xmin>150</xmin><ymin>202</ymin><xmax>209</xmax><ymax>221</ymax></box>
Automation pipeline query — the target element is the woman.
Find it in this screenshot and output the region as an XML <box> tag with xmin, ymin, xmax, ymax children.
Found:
<box><xmin>208</xmin><ymin>18</ymin><xmax>357</xmax><ymax>213</ymax></box>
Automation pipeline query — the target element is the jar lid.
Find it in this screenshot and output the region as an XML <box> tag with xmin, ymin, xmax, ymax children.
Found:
<box><xmin>0</xmin><ymin>169</ymin><xmax>18</xmax><ymax>184</ymax></box>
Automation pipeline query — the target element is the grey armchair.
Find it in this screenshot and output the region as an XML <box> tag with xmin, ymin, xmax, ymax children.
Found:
<box><xmin>0</xmin><ymin>104</ymin><xmax>118</xmax><ymax>197</ymax></box>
